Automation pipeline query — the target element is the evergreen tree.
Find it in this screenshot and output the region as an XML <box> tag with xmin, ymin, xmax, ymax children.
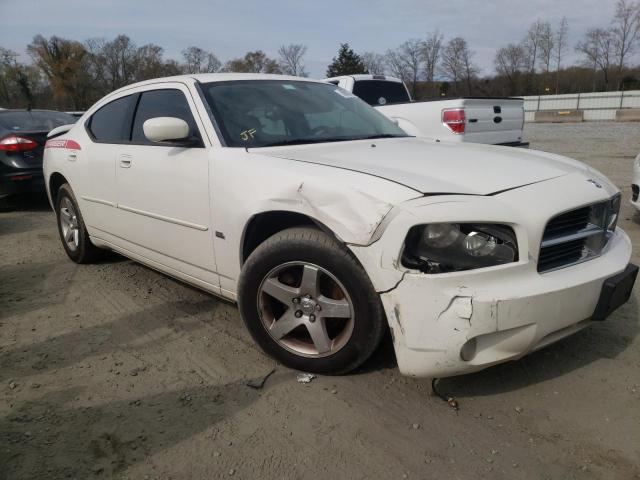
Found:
<box><xmin>326</xmin><ymin>43</ymin><xmax>368</xmax><ymax>77</ymax></box>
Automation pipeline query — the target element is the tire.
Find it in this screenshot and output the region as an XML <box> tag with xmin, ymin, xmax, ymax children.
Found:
<box><xmin>55</xmin><ymin>183</ymin><xmax>102</xmax><ymax>263</ymax></box>
<box><xmin>238</xmin><ymin>227</ymin><xmax>385</xmax><ymax>375</ymax></box>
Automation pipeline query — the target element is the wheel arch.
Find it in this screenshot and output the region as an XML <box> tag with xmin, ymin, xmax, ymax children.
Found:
<box><xmin>240</xmin><ymin>210</ymin><xmax>344</xmax><ymax>265</ymax></box>
<box><xmin>48</xmin><ymin>172</ymin><xmax>68</xmax><ymax>207</ymax></box>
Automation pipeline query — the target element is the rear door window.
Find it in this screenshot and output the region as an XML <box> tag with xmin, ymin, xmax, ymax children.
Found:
<box><xmin>131</xmin><ymin>89</ymin><xmax>201</xmax><ymax>145</ymax></box>
<box><xmin>88</xmin><ymin>95</ymin><xmax>134</xmax><ymax>143</ymax></box>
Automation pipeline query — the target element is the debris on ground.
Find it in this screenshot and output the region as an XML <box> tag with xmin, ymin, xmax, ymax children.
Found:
<box><xmin>431</xmin><ymin>378</ymin><xmax>459</xmax><ymax>411</ymax></box>
<box><xmin>246</xmin><ymin>368</ymin><xmax>276</xmax><ymax>389</ymax></box>
<box><xmin>296</xmin><ymin>373</ymin><xmax>315</xmax><ymax>384</ymax></box>
<box><xmin>515</xmin><ymin>406</ymin><xmax>524</xmax><ymax>414</ymax></box>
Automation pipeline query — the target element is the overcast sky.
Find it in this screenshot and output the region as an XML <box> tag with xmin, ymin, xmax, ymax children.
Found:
<box><xmin>1</xmin><ymin>0</ymin><xmax>625</xmax><ymax>78</ymax></box>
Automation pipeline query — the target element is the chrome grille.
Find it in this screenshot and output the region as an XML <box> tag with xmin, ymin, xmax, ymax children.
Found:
<box><xmin>538</xmin><ymin>196</ymin><xmax>620</xmax><ymax>273</ymax></box>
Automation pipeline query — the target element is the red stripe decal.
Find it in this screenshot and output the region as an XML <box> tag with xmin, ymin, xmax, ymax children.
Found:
<box><xmin>45</xmin><ymin>139</ymin><xmax>81</xmax><ymax>150</ymax></box>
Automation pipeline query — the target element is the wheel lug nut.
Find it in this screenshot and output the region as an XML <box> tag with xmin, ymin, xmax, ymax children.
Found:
<box><xmin>294</xmin><ymin>310</ymin><xmax>303</xmax><ymax>318</ymax></box>
<box><xmin>292</xmin><ymin>297</ymin><xmax>299</xmax><ymax>304</ymax></box>
<box><xmin>305</xmin><ymin>294</ymin><xmax>311</xmax><ymax>299</ymax></box>
<box><xmin>309</xmin><ymin>314</ymin><xmax>316</xmax><ymax>323</ymax></box>
<box><xmin>315</xmin><ymin>304</ymin><xmax>321</xmax><ymax>311</ymax></box>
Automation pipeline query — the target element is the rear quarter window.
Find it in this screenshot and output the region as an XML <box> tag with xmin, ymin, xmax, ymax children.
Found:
<box><xmin>87</xmin><ymin>95</ymin><xmax>134</xmax><ymax>143</ymax></box>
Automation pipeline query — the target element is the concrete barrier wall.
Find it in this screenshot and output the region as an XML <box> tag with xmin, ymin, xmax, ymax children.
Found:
<box><xmin>534</xmin><ymin>110</ymin><xmax>584</xmax><ymax>123</ymax></box>
<box><xmin>524</xmin><ymin>90</ymin><xmax>640</xmax><ymax>122</ymax></box>
<box><xmin>615</xmin><ymin>108</ymin><xmax>640</xmax><ymax>122</ymax></box>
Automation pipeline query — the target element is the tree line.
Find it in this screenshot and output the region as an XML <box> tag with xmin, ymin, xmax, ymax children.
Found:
<box><xmin>1</xmin><ymin>0</ymin><xmax>639</xmax><ymax>110</ymax></box>
<box><xmin>0</xmin><ymin>37</ymin><xmax>308</xmax><ymax>110</ymax></box>
<box><xmin>339</xmin><ymin>0</ymin><xmax>639</xmax><ymax>98</ymax></box>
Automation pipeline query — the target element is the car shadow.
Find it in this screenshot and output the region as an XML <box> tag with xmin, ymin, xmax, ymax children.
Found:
<box><xmin>0</xmin><ymin>192</ymin><xmax>51</xmax><ymax>213</ymax></box>
<box><xmin>0</xmin><ymin>298</ymin><xmax>222</xmax><ymax>382</ymax></box>
<box><xmin>0</xmin><ymin>260</ymin><xmax>78</xmax><ymax>321</ymax></box>
<box><xmin>0</xmin><ymin>373</ymin><xmax>289</xmax><ymax>479</ymax></box>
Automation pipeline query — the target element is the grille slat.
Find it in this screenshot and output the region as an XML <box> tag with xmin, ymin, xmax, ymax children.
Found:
<box><xmin>538</xmin><ymin>201</ymin><xmax>613</xmax><ymax>273</ymax></box>
<box><xmin>542</xmin><ymin>206</ymin><xmax>591</xmax><ymax>239</ymax></box>
<box><xmin>538</xmin><ymin>239</ymin><xmax>586</xmax><ymax>271</ymax></box>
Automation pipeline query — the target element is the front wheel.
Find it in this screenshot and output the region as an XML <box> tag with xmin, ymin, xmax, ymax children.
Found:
<box><xmin>238</xmin><ymin>227</ymin><xmax>385</xmax><ymax>374</ymax></box>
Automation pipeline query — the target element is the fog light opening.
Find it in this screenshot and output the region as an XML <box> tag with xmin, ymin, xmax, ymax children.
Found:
<box><xmin>460</xmin><ymin>337</ymin><xmax>477</xmax><ymax>361</ymax></box>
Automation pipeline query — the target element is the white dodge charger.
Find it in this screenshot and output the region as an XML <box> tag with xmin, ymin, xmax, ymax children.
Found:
<box><xmin>43</xmin><ymin>74</ymin><xmax>637</xmax><ymax>377</ymax></box>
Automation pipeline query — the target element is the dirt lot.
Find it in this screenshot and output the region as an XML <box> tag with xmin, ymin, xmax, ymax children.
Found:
<box><xmin>1</xmin><ymin>123</ymin><xmax>639</xmax><ymax>480</ymax></box>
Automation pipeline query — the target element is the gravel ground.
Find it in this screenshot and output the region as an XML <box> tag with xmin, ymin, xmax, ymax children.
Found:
<box><xmin>1</xmin><ymin>122</ymin><xmax>639</xmax><ymax>480</ymax></box>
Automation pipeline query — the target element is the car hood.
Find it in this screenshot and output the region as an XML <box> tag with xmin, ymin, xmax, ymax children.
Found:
<box><xmin>254</xmin><ymin>137</ymin><xmax>591</xmax><ymax>195</ymax></box>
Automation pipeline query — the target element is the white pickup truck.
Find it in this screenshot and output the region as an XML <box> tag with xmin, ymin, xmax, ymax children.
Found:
<box><xmin>326</xmin><ymin>74</ymin><xmax>528</xmax><ymax>147</ymax></box>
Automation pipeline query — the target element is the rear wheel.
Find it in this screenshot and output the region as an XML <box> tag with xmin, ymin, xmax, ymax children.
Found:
<box><xmin>55</xmin><ymin>183</ymin><xmax>102</xmax><ymax>263</ymax></box>
<box><xmin>238</xmin><ymin>227</ymin><xmax>385</xmax><ymax>374</ymax></box>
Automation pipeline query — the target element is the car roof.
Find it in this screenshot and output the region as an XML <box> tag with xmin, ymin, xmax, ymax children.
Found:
<box><xmin>113</xmin><ymin>73</ymin><xmax>326</xmax><ymax>94</ymax></box>
<box><xmin>325</xmin><ymin>74</ymin><xmax>404</xmax><ymax>83</ymax></box>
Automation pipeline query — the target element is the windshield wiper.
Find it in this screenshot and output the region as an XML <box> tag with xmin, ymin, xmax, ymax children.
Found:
<box><xmin>256</xmin><ymin>134</ymin><xmax>410</xmax><ymax>148</ymax></box>
<box><xmin>354</xmin><ymin>133</ymin><xmax>410</xmax><ymax>140</ymax></box>
<box><xmin>257</xmin><ymin>137</ymin><xmax>357</xmax><ymax>148</ymax></box>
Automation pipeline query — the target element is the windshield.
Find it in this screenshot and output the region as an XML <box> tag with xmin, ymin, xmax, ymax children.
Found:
<box><xmin>200</xmin><ymin>80</ymin><xmax>409</xmax><ymax>148</ymax></box>
<box><xmin>0</xmin><ymin>111</ymin><xmax>77</xmax><ymax>132</ymax></box>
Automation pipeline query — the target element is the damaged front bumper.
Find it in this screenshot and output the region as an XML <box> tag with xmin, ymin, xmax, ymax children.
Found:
<box><xmin>380</xmin><ymin>230</ymin><xmax>632</xmax><ymax>377</ymax></box>
<box><xmin>349</xmin><ymin>175</ymin><xmax>634</xmax><ymax>378</ymax></box>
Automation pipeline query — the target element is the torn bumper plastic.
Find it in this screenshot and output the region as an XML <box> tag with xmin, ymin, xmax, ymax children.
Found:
<box><xmin>379</xmin><ymin>229</ymin><xmax>632</xmax><ymax>377</ymax></box>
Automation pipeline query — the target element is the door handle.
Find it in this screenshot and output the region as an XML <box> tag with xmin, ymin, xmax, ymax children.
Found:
<box><xmin>119</xmin><ymin>155</ymin><xmax>132</xmax><ymax>168</ymax></box>
<box><xmin>67</xmin><ymin>153</ymin><xmax>77</xmax><ymax>162</ymax></box>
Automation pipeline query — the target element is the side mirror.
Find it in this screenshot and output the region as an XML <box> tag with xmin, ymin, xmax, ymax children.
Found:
<box><xmin>143</xmin><ymin>117</ymin><xmax>193</xmax><ymax>144</ymax></box>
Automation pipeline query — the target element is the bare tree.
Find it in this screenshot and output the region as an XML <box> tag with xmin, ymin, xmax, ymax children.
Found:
<box><xmin>277</xmin><ymin>44</ymin><xmax>308</xmax><ymax>76</ymax></box>
<box><xmin>577</xmin><ymin>28</ymin><xmax>615</xmax><ymax>88</ymax></box>
<box><xmin>278</xmin><ymin>43</ymin><xmax>309</xmax><ymax>77</ymax></box>
<box><xmin>182</xmin><ymin>46</ymin><xmax>221</xmax><ymax>74</ymax></box>
<box><xmin>610</xmin><ymin>0</ymin><xmax>640</xmax><ymax>85</ymax></box>
<box><xmin>538</xmin><ymin>22</ymin><xmax>554</xmax><ymax>72</ymax></box>
<box><xmin>441</xmin><ymin>37</ymin><xmax>478</xmax><ymax>95</ymax></box>
<box><xmin>101</xmin><ymin>35</ymin><xmax>137</xmax><ymax>90</ymax></box>
<box><xmin>523</xmin><ymin>20</ymin><xmax>546</xmax><ymax>74</ymax></box>
<box><xmin>395</xmin><ymin>39</ymin><xmax>423</xmax><ymax>97</ymax></box>
<box><xmin>385</xmin><ymin>48</ymin><xmax>409</xmax><ymax>82</ymax></box>
<box><xmin>554</xmin><ymin>17</ymin><xmax>569</xmax><ymax>93</ymax></box>
<box><xmin>422</xmin><ymin>31</ymin><xmax>443</xmax><ymax>96</ymax></box>
<box><xmin>494</xmin><ymin>44</ymin><xmax>526</xmax><ymax>94</ymax></box>
<box><xmin>134</xmin><ymin>43</ymin><xmax>174</xmax><ymax>81</ymax></box>
<box><xmin>360</xmin><ymin>51</ymin><xmax>386</xmax><ymax>75</ymax></box>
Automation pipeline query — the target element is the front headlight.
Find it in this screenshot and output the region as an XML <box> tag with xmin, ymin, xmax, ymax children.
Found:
<box><xmin>401</xmin><ymin>223</ymin><xmax>518</xmax><ymax>274</ymax></box>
